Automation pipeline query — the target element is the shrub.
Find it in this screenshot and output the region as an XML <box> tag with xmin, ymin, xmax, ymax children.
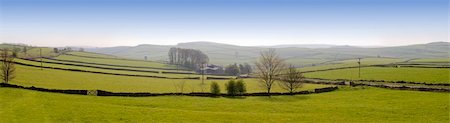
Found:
<box><xmin>225</xmin><ymin>79</ymin><xmax>236</xmax><ymax>96</ymax></box>
<box><xmin>210</xmin><ymin>82</ymin><xmax>221</xmax><ymax>96</ymax></box>
<box><xmin>225</xmin><ymin>79</ymin><xmax>247</xmax><ymax>96</ymax></box>
<box><xmin>236</xmin><ymin>79</ymin><xmax>246</xmax><ymax>95</ymax></box>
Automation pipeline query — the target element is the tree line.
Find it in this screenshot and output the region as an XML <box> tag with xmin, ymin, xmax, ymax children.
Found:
<box><xmin>224</xmin><ymin>63</ymin><xmax>252</xmax><ymax>76</ymax></box>
<box><xmin>168</xmin><ymin>47</ymin><xmax>209</xmax><ymax>70</ymax></box>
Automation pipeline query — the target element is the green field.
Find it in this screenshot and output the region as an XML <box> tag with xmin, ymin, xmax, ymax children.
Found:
<box><xmin>1</xmin><ymin>87</ymin><xmax>448</xmax><ymax>122</ymax></box>
<box><xmin>10</xmin><ymin>64</ymin><xmax>330</xmax><ymax>93</ymax></box>
<box><xmin>409</xmin><ymin>58</ymin><xmax>450</xmax><ymax>63</ymax></box>
<box><xmin>1</xmin><ymin>49</ymin><xmax>449</xmax><ymax>122</ymax></box>
<box><xmin>298</xmin><ymin>58</ymin><xmax>405</xmax><ymax>72</ymax></box>
<box><xmin>304</xmin><ymin>67</ymin><xmax>450</xmax><ymax>83</ymax></box>
<box><xmin>54</xmin><ymin>55</ymin><xmax>175</xmax><ymax>69</ymax></box>
<box><xmin>66</xmin><ymin>51</ymin><xmax>119</xmax><ymax>58</ymax></box>
<box><xmin>15</xmin><ymin>59</ymin><xmax>198</xmax><ymax>78</ymax></box>
<box><xmin>39</xmin><ymin>58</ymin><xmax>194</xmax><ymax>73</ymax></box>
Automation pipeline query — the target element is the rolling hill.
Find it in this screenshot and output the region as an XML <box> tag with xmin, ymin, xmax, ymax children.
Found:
<box><xmin>86</xmin><ymin>41</ymin><xmax>450</xmax><ymax>66</ymax></box>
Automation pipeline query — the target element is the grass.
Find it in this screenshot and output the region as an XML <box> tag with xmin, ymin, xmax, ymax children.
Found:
<box><xmin>298</xmin><ymin>58</ymin><xmax>405</xmax><ymax>72</ymax></box>
<box><xmin>66</xmin><ymin>51</ymin><xmax>119</xmax><ymax>58</ymax></box>
<box><xmin>304</xmin><ymin>67</ymin><xmax>450</xmax><ymax>83</ymax></box>
<box><xmin>15</xmin><ymin>59</ymin><xmax>196</xmax><ymax>78</ymax></box>
<box><xmin>39</xmin><ymin>58</ymin><xmax>194</xmax><ymax>73</ymax></box>
<box><xmin>409</xmin><ymin>58</ymin><xmax>450</xmax><ymax>63</ymax></box>
<box><xmin>55</xmin><ymin>54</ymin><xmax>176</xmax><ymax>69</ymax></box>
<box><xmin>284</xmin><ymin>58</ymin><xmax>330</xmax><ymax>66</ymax></box>
<box><xmin>0</xmin><ymin>87</ymin><xmax>448</xmax><ymax>122</ymax></box>
<box><xmin>10</xmin><ymin>65</ymin><xmax>329</xmax><ymax>93</ymax></box>
<box><xmin>1</xmin><ymin>48</ymin><xmax>449</xmax><ymax>122</ymax></box>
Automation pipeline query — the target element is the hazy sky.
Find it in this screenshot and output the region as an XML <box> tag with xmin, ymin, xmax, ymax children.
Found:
<box><xmin>0</xmin><ymin>0</ymin><xmax>448</xmax><ymax>47</ymax></box>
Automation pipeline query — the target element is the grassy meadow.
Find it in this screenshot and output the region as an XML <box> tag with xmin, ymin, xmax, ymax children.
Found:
<box><xmin>38</xmin><ymin>58</ymin><xmax>194</xmax><ymax>73</ymax></box>
<box><xmin>0</xmin><ymin>87</ymin><xmax>448</xmax><ymax>122</ymax></box>
<box><xmin>54</xmin><ymin>55</ymin><xmax>176</xmax><ymax>69</ymax></box>
<box><xmin>298</xmin><ymin>58</ymin><xmax>406</xmax><ymax>72</ymax></box>
<box><xmin>304</xmin><ymin>67</ymin><xmax>450</xmax><ymax>84</ymax></box>
<box><xmin>10</xmin><ymin>65</ymin><xmax>330</xmax><ymax>93</ymax></box>
<box><xmin>15</xmin><ymin>59</ymin><xmax>197</xmax><ymax>78</ymax></box>
<box><xmin>0</xmin><ymin>46</ymin><xmax>448</xmax><ymax>122</ymax></box>
<box><xmin>66</xmin><ymin>51</ymin><xmax>119</xmax><ymax>58</ymax></box>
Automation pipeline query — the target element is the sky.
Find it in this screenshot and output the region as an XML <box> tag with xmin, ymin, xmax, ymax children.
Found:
<box><xmin>0</xmin><ymin>0</ymin><xmax>448</xmax><ymax>47</ymax></box>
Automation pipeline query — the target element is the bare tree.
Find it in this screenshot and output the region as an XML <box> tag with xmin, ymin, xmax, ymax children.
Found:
<box><xmin>173</xmin><ymin>80</ymin><xmax>186</xmax><ymax>93</ymax></box>
<box><xmin>255</xmin><ymin>49</ymin><xmax>285</xmax><ymax>96</ymax></box>
<box><xmin>279</xmin><ymin>65</ymin><xmax>304</xmax><ymax>94</ymax></box>
<box><xmin>168</xmin><ymin>47</ymin><xmax>209</xmax><ymax>70</ymax></box>
<box><xmin>1</xmin><ymin>49</ymin><xmax>16</xmax><ymax>84</ymax></box>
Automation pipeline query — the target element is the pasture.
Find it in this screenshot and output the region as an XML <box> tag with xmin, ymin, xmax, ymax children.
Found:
<box><xmin>0</xmin><ymin>49</ymin><xmax>448</xmax><ymax>122</ymax></box>
<box><xmin>304</xmin><ymin>67</ymin><xmax>450</xmax><ymax>84</ymax></box>
<box><xmin>54</xmin><ymin>54</ymin><xmax>176</xmax><ymax>69</ymax></box>
<box><xmin>298</xmin><ymin>57</ymin><xmax>406</xmax><ymax>72</ymax></box>
<box><xmin>0</xmin><ymin>87</ymin><xmax>448</xmax><ymax>122</ymax></box>
<box><xmin>10</xmin><ymin>64</ymin><xmax>330</xmax><ymax>93</ymax></box>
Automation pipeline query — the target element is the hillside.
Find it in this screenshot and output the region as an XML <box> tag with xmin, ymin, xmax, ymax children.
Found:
<box><xmin>87</xmin><ymin>41</ymin><xmax>450</xmax><ymax>66</ymax></box>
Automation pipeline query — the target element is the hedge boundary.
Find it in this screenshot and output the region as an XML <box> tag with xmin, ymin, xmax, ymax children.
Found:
<box><xmin>13</xmin><ymin>61</ymin><xmax>200</xmax><ymax>80</ymax></box>
<box><xmin>348</xmin><ymin>82</ymin><xmax>450</xmax><ymax>92</ymax></box>
<box><xmin>42</xmin><ymin>57</ymin><xmax>190</xmax><ymax>71</ymax></box>
<box><xmin>0</xmin><ymin>83</ymin><xmax>338</xmax><ymax>97</ymax></box>
<box><xmin>64</xmin><ymin>53</ymin><xmax>174</xmax><ymax>65</ymax></box>
<box><xmin>372</xmin><ymin>64</ymin><xmax>450</xmax><ymax>69</ymax></box>
<box><xmin>306</xmin><ymin>77</ymin><xmax>450</xmax><ymax>86</ymax></box>
<box><xmin>301</xmin><ymin>63</ymin><xmax>448</xmax><ymax>74</ymax></box>
<box><xmin>21</xmin><ymin>58</ymin><xmax>160</xmax><ymax>73</ymax></box>
<box><xmin>303</xmin><ymin>78</ymin><xmax>450</xmax><ymax>92</ymax></box>
<box><xmin>23</xmin><ymin>58</ymin><xmax>196</xmax><ymax>75</ymax></box>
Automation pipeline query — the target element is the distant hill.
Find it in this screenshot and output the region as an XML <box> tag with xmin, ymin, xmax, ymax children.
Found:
<box><xmin>86</xmin><ymin>41</ymin><xmax>450</xmax><ymax>66</ymax></box>
<box><xmin>264</xmin><ymin>44</ymin><xmax>340</xmax><ymax>48</ymax></box>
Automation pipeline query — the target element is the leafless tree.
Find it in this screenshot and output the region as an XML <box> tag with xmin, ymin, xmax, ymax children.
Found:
<box><xmin>255</xmin><ymin>49</ymin><xmax>285</xmax><ymax>96</ymax></box>
<box><xmin>279</xmin><ymin>65</ymin><xmax>304</xmax><ymax>94</ymax></box>
<box><xmin>173</xmin><ymin>80</ymin><xmax>186</xmax><ymax>93</ymax></box>
<box><xmin>1</xmin><ymin>49</ymin><xmax>16</xmax><ymax>84</ymax></box>
<box><xmin>168</xmin><ymin>47</ymin><xmax>209</xmax><ymax>70</ymax></box>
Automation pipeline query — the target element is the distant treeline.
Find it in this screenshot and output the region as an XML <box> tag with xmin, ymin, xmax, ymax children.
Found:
<box><xmin>168</xmin><ymin>47</ymin><xmax>209</xmax><ymax>70</ymax></box>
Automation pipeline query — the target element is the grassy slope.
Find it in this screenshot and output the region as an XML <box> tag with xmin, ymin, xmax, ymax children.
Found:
<box><xmin>0</xmin><ymin>87</ymin><xmax>448</xmax><ymax>122</ymax></box>
<box><xmin>66</xmin><ymin>51</ymin><xmax>119</xmax><ymax>58</ymax></box>
<box><xmin>15</xmin><ymin>59</ymin><xmax>197</xmax><ymax>78</ymax></box>
<box><xmin>39</xmin><ymin>58</ymin><xmax>193</xmax><ymax>73</ymax></box>
<box><xmin>55</xmin><ymin>55</ymin><xmax>176</xmax><ymax>69</ymax></box>
<box><xmin>88</xmin><ymin>42</ymin><xmax>450</xmax><ymax>65</ymax></box>
<box><xmin>409</xmin><ymin>58</ymin><xmax>450</xmax><ymax>63</ymax></box>
<box><xmin>304</xmin><ymin>67</ymin><xmax>450</xmax><ymax>83</ymax></box>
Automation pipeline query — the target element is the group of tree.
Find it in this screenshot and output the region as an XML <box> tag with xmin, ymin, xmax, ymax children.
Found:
<box><xmin>11</xmin><ymin>48</ymin><xmax>21</xmax><ymax>58</ymax></box>
<box><xmin>210</xmin><ymin>79</ymin><xmax>246</xmax><ymax>97</ymax></box>
<box><xmin>224</xmin><ymin>63</ymin><xmax>252</xmax><ymax>76</ymax></box>
<box><xmin>255</xmin><ymin>49</ymin><xmax>304</xmax><ymax>96</ymax></box>
<box><xmin>225</xmin><ymin>79</ymin><xmax>246</xmax><ymax>96</ymax></box>
<box><xmin>54</xmin><ymin>47</ymin><xmax>73</xmax><ymax>54</ymax></box>
<box><xmin>168</xmin><ymin>47</ymin><xmax>209</xmax><ymax>70</ymax></box>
